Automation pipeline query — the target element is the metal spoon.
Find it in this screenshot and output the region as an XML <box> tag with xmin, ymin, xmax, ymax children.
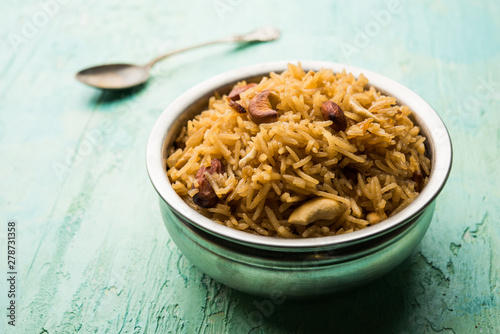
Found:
<box><xmin>75</xmin><ymin>27</ymin><xmax>280</xmax><ymax>90</ymax></box>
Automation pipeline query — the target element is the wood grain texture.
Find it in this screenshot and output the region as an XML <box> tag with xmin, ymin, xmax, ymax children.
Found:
<box><xmin>0</xmin><ymin>0</ymin><xmax>499</xmax><ymax>333</ymax></box>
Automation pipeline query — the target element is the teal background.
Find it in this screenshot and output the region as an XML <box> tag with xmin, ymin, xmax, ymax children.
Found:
<box><xmin>0</xmin><ymin>0</ymin><xmax>499</xmax><ymax>333</ymax></box>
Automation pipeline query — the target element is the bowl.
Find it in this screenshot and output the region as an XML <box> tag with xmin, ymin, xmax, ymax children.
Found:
<box><xmin>146</xmin><ymin>61</ymin><xmax>452</xmax><ymax>298</ymax></box>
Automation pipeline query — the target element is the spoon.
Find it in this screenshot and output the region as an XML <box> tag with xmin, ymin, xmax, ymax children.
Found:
<box><xmin>75</xmin><ymin>27</ymin><xmax>280</xmax><ymax>90</ymax></box>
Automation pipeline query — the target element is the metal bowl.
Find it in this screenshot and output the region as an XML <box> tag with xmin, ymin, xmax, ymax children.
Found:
<box><xmin>146</xmin><ymin>61</ymin><xmax>452</xmax><ymax>298</ymax></box>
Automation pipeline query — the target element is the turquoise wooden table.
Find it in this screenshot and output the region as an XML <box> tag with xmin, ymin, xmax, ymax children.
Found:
<box><xmin>1</xmin><ymin>0</ymin><xmax>499</xmax><ymax>333</ymax></box>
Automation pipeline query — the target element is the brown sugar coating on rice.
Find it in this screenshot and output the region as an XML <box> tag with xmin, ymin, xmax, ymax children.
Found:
<box><xmin>166</xmin><ymin>63</ymin><xmax>431</xmax><ymax>238</ymax></box>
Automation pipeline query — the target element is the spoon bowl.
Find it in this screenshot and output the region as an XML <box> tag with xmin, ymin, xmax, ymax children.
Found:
<box><xmin>76</xmin><ymin>64</ymin><xmax>150</xmax><ymax>90</ymax></box>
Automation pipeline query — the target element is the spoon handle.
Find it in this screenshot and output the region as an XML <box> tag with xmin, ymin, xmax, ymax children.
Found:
<box><xmin>145</xmin><ymin>27</ymin><xmax>280</xmax><ymax>69</ymax></box>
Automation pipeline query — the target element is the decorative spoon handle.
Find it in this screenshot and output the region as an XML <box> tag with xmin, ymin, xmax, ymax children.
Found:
<box><xmin>145</xmin><ymin>27</ymin><xmax>280</xmax><ymax>69</ymax></box>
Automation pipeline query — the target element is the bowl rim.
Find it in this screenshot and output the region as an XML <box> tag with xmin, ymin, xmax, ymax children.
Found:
<box><xmin>146</xmin><ymin>60</ymin><xmax>452</xmax><ymax>250</ymax></box>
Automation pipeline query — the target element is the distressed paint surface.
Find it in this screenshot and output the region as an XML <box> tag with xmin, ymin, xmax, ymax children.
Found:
<box><xmin>0</xmin><ymin>0</ymin><xmax>499</xmax><ymax>333</ymax></box>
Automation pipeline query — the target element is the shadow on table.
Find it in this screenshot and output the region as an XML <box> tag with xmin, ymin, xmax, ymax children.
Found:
<box><xmin>231</xmin><ymin>41</ymin><xmax>268</xmax><ymax>53</ymax></box>
<box><xmin>230</xmin><ymin>255</ymin><xmax>418</xmax><ymax>334</ymax></box>
<box><xmin>85</xmin><ymin>83</ymin><xmax>149</xmax><ymax>107</ymax></box>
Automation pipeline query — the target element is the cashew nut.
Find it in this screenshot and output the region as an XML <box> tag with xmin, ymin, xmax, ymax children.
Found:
<box><xmin>349</xmin><ymin>97</ymin><xmax>381</xmax><ymax>123</ymax></box>
<box><xmin>228</xmin><ymin>83</ymin><xmax>257</xmax><ymax>101</ymax></box>
<box><xmin>366</xmin><ymin>212</ymin><xmax>385</xmax><ymax>224</ymax></box>
<box><xmin>248</xmin><ymin>90</ymin><xmax>278</xmax><ymax>124</ymax></box>
<box><xmin>288</xmin><ymin>198</ymin><xmax>345</xmax><ymax>225</ymax></box>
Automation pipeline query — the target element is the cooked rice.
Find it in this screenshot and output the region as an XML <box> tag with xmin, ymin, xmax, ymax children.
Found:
<box><xmin>166</xmin><ymin>63</ymin><xmax>430</xmax><ymax>238</ymax></box>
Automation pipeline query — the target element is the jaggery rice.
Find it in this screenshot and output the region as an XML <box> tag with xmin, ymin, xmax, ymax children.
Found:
<box><xmin>166</xmin><ymin>63</ymin><xmax>430</xmax><ymax>238</ymax></box>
